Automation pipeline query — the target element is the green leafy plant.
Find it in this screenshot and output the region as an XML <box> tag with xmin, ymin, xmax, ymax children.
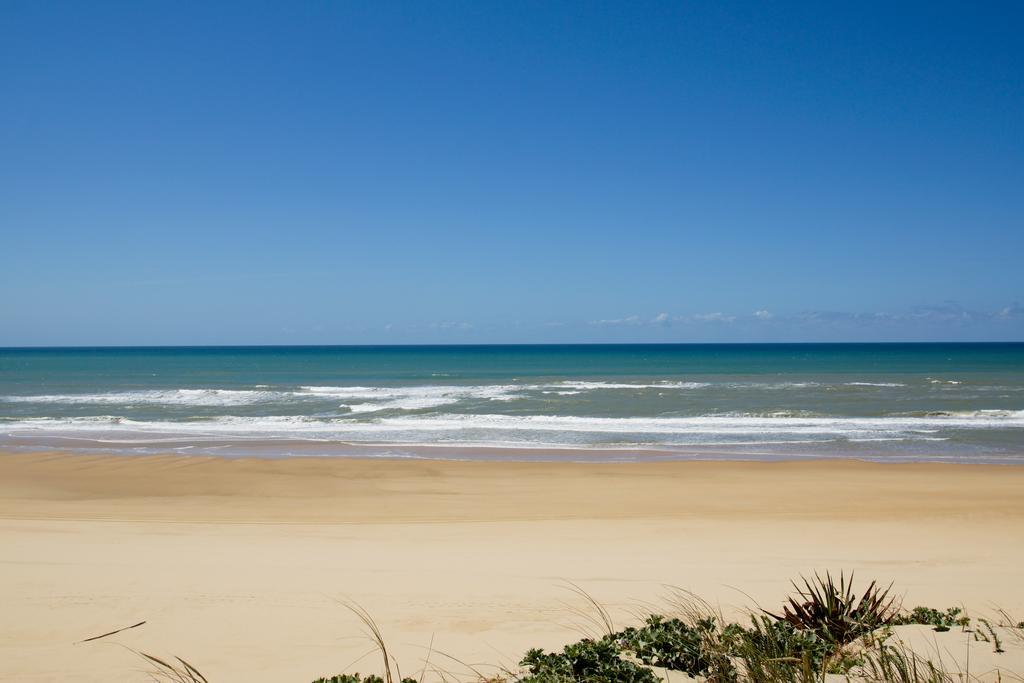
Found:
<box><xmin>611</xmin><ymin>614</ymin><xmax>719</xmax><ymax>675</ymax></box>
<box><xmin>892</xmin><ymin>606</ymin><xmax>968</xmax><ymax>632</ymax></box>
<box><xmin>518</xmin><ymin>638</ymin><xmax>659</xmax><ymax>683</ymax></box>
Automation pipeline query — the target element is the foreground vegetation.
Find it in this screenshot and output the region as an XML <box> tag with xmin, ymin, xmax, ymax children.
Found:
<box><xmin>133</xmin><ymin>573</ymin><xmax>1023</xmax><ymax>682</ymax></box>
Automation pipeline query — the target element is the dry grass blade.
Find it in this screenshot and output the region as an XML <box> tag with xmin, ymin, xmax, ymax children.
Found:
<box><xmin>175</xmin><ymin>656</ymin><xmax>210</xmax><ymax>683</ymax></box>
<box><xmin>339</xmin><ymin>646</ymin><xmax>388</xmax><ymax>676</ymax></box>
<box><xmin>338</xmin><ymin>599</ymin><xmax>396</xmax><ymax>683</ymax></box>
<box><xmin>78</xmin><ymin>620</ymin><xmax>147</xmax><ymax>643</ymax></box>
<box><xmin>431</xmin><ymin>647</ymin><xmax>493</xmax><ymax>681</ymax></box>
<box><xmin>419</xmin><ymin>633</ymin><xmax>434</xmax><ymax>683</ymax></box>
<box><xmin>996</xmin><ymin>607</ymin><xmax>1024</xmax><ymax>645</ymax></box>
<box><xmin>857</xmin><ymin>642</ymin><xmax>957</xmax><ymax>683</ymax></box>
<box><xmin>136</xmin><ymin>651</ymin><xmax>209</xmax><ymax>683</ymax></box>
<box><xmin>560</xmin><ymin>581</ymin><xmax>616</xmax><ymax>638</ymax></box>
<box><xmin>664</xmin><ymin>586</ymin><xmax>725</xmax><ymax>624</ymax></box>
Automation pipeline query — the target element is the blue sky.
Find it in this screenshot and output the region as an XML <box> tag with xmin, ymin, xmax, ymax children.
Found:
<box><xmin>2</xmin><ymin>1</ymin><xmax>1022</xmax><ymax>345</ymax></box>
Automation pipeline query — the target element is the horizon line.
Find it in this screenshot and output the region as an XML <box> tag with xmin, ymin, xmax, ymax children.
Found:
<box><xmin>2</xmin><ymin>340</ymin><xmax>1023</xmax><ymax>351</ymax></box>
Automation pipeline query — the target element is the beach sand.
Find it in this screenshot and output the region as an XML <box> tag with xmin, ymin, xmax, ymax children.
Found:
<box><xmin>2</xmin><ymin>451</ymin><xmax>1023</xmax><ymax>681</ymax></box>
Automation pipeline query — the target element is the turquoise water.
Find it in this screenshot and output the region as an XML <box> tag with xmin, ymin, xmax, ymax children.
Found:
<box><xmin>1</xmin><ymin>344</ymin><xmax>1022</xmax><ymax>462</ymax></box>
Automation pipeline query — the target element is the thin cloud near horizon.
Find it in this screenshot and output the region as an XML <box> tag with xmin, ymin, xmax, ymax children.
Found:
<box><xmin>589</xmin><ymin>302</ymin><xmax>1023</xmax><ymax>328</ymax></box>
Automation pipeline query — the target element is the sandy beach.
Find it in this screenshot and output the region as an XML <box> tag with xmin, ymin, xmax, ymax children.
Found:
<box><xmin>2</xmin><ymin>451</ymin><xmax>1023</xmax><ymax>682</ymax></box>
<box><xmin>6</xmin><ymin>0</ymin><xmax>1023</xmax><ymax>678</ymax></box>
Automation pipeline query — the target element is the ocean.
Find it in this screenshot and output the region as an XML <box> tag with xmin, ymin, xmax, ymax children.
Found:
<box><xmin>1</xmin><ymin>343</ymin><xmax>1022</xmax><ymax>463</ymax></box>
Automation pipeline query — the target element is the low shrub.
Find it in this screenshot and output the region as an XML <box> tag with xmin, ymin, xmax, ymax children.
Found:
<box><xmin>611</xmin><ymin>614</ymin><xmax>719</xmax><ymax>675</ymax></box>
<box><xmin>518</xmin><ymin>638</ymin><xmax>659</xmax><ymax>683</ymax></box>
<box><xmin>891</xmin><ymin>606</ymin><xmax>969</xmax><ymax>631</ymax></box>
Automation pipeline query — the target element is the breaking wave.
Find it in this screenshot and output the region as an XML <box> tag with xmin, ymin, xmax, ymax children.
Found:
<box><xmin>4</xmin><ymin>410</ymin><xmax>1021</xmax><ymax>449</ymax></box>
<box><xmin>0</xmin><ymin>389</ymin><xmax>279</xmax><ymax>407</ymax></box>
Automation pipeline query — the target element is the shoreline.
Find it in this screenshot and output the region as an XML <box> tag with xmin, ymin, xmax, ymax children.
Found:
<box><xmin>3</xmin><ymin>449</ymin><xmax>1024</xmax><ymax>681</ymax></box>
<box><xmin>4</xmin><ymin>448</ymin><xmax>1024</xmax><ymax>524</ymax></box>
<box><xmin>4</xmin><ymin>438</ymin><xmax>1024</xmax><ymax>465</ymax></box>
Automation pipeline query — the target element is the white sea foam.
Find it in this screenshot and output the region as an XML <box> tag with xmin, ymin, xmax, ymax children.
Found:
<box><xmin>342</xmin><ymin>397</ymin><xmax>461</xmax><ymax>413</ymax></box>
<box><xmin>0</xmin><ymin>384</ymin><xmax>534</xmax><ymax>409</ymax></box>
<box><xmin>3</xmin><ymin>380</ymin><xmax>1018</xmax><ymax>453</ymax></box>
<box><xmin>2</xmin><ymin>376</ymin><xmax>975</xmax><ymax>412</ymax></box>
<box><xmin>368</xmin><ymin>412</ymin><xmax>1024</xmax><ymax>435</ymax></box>
<box><xmin>545</xmin><ymin>381</ymin><xmax>712</xmax><ymax>390</ymax></box>
<box><xmin>298</xmin><ymin>384</ymin><xmax>525</xmax><ymax>408</ymax></box>
<box><xmin>905</xmin><ymin>409</ymin><xmax>1024</xmax><ymax>419</ymax></box>
<box><xmin>4</xmin><ymin>411</ymin><xmax>1021</xmax><ymax>446</ymax></box>
<box><xmin>0</xmin><ymin>389</ymin><xmax>279</xmax><ymax>406</ymax></box>
<box><xmin>298</xmin><ymin>382</ymin><xmax>712</xmax><ymax>401</ymax></box>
